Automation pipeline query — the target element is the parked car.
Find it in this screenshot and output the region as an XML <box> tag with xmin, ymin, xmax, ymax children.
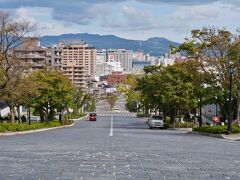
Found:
<box><xmin>114</xmin><ymin>107</ymin><xmax>120</xmax><ymax>112</ymax></box>
<box><xmin>148</xmin><ymin>115</ymin><xmax>164</xmax><ymax>129</ymax></box>
<box><xmin>89</xmin><ymin>113</ymin><xmax>97</xmax><ymax>121</ymax></box>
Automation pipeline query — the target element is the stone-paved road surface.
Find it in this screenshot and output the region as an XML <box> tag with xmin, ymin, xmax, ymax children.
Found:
<box><xmin>0</xmin><ymin>114</ymin><xmax>240</xmax><ymax>180</ymax></box>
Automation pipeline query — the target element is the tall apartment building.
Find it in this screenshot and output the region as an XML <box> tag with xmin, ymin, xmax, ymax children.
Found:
<box><xmin>15</xmin><ymin>38</ymin><xmax>46</xmax><ymax>72</ymax></box>
<box><xmin>107</xmin><ymin>49</ymin><xmax>133</xmax><ymax>72</ymax></box>
<box><xmin>60</xmin><ymin>40</ymin><xmax>96</xmax><ymax>88</ymax></box>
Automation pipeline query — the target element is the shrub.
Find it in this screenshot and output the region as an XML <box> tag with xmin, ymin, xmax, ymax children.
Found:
<box><xmin>193</xmin><ymin>125</ymin><xmax>240</xmax><ymax>134</ymax></box>
<box><xmin>0</xmin><ymin>120</ymin><xmax>73</xmax><ymax>133</ymax></box>
<box><xmin>164</xmin><ymin>117</ymin><xmax>170</xmax><ymax>129</ymax></box>
<box><xmin>0</xmin><ymin>125</ymin><xmax>5</xmax><ymax>132</ymax></box>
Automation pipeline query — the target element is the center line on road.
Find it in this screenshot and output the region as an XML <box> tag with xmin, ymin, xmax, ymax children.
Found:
<box><xmin>109</xmin><ymin>114</ymin><xmax>113</xmax><ymax>136</ymax></box>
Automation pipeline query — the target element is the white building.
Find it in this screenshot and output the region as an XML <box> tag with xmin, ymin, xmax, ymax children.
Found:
<box><xmin>96</xmin><ymin>61</ymin><xmax>123</xmax><ymax>77</ymax></box>
<box><xmin>96</xmin><ymin>49</ymin><xmax>107</xmax><ymax>64</ymax></box>
<box><xmin>107</xmin><ymin>49</ymin><xmax>133</xmax><ymax>72</ymax></box>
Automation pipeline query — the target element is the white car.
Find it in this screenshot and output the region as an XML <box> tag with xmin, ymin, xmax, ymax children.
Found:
<box><xmin>148</xmin><ymin>115</ymin><xmax>164</xmax><ymax>129</ymax></box>
<box><xmin>114</xmin><ymin>107</ymin><xmax>120</xmax><ymax>112</ymax></box>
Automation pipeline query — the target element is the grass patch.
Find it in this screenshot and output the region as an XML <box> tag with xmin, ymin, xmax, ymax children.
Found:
<box><xmin>193</xmin><ymin>124</ymin><xmax>240</xmax><ymax>134</ymax></box>
<box><xmin>0</xmin><ymin>120</ymin><xmax>74</xmax><ymax>133</ymax></box>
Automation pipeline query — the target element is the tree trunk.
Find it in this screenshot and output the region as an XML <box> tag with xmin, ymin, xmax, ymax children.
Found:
<box><xmin>169</xmin><ymin>104</ymin><xmax>175</xmax><ymax>124</ymax></box>
<box><xmin>237</xmin><ymin>80</ymin><xmax>240</xmax><ymax>126</ymax></box>
<box><xmin>9</xmin><ymin>104</ymin><xmax>15</xmax><ymax>123</ymax></box>
<box><xmin>38</xmin><ymin>107</ymin><xmax>45</xmax><ymax>122</ymax></box>
<box><xmin>59</xmin><ymin>110</ymin><xmax>63</xmax><ymax>124</ymax></box>
<box><xmin>17</xmin><ymin>105</ymin><xmax>21</xmax><ymax>124</ymax></box>
<box><xmin>49</xmin><ymin>107</ymin><xmax>55</xmax><ymax>121</ymax></box>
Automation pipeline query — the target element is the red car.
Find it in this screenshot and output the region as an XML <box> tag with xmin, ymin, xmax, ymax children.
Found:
<box><xmin>89</xmin><ymin>113</ymin><xmax>97</xmax><ymax>121</ymax></box>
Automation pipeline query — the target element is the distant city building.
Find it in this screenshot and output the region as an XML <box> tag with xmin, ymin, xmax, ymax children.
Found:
<box><xmin>133</xmin><ymin>51</ymin><xmax>146</xmax><ymax>61</ymax></box>
<box><xmin>107</xmin><ymin>49</ymin><xmax>133</xmax><ymax>72</ymax></box>
<box><xmin>96</xmin><ymin>61</ymin><xmax>123</xmax><ymax>77</ymax></box>
<box><xmin>105</xmin><ymin>72</ymin><xmax>128</xmax><ymax>86</ymax></box>
<box><xmin>45</xmin><ymin>40</ymin><xmax>96</xmax><ymax>89</ymax></box>
<box><xmin>132</xmin><ymin>60</ymin><xmax>151</xmax><ymax>72</ymax></box>
<box><xmin>96</xmin><ymin>49</ymin><xmax>107</xmax><ymax>64</ymax></box>
<box><xmin>15</xmin><ymin>37</ymin><xmax>46</xmax><ymax>72</ymax></box>
<box><xmin>61</xmin><ymin>40</ymin><xmax>96</xmax><ymax>88</ymax></box>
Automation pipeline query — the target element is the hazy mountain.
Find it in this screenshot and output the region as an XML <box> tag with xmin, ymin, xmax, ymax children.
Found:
<box><xmin>40</xmin><ymin>33</ymin><xmax>180</xmax><ymax>56</ymax></box>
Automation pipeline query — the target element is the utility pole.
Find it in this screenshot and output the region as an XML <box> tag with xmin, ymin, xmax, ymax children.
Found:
<box><xmin>227</xmin><ymin>66</ymin><xmax>233</xmax><ymax>134</ymax></box>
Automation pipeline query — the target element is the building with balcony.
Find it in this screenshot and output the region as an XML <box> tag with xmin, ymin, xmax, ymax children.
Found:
<box><xmin>15</xmin><ymin>38</ymin><xmax>46</xmax><ymax>72</ymax></box>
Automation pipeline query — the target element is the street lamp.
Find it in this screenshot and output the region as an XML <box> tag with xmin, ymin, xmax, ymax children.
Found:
<box><xmin>198</xmin><ymin>97</ymin><xmax>202</xmax><ymax>127</ymax></box>
<box><xmin>227</xmin><ymin>64</ymin><xmax>234</xmax><ymax>134</ymax></box>
<box><xmin>28</xmin><ymin>95</ymin><xmax>31</xmax><ymax>125</ymax></box>
<box><xmin>215</xmin><ymin>96</ymin><xmax>218</xmax><ymax>117</ymax></box>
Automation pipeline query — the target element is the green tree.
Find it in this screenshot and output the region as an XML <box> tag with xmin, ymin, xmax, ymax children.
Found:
<box><xmin>30</xmin><ymin>69</ymin><xmax>74</xmax><ymax>123</ymax></box>
<box><xmin>106</xmin><ymin>93</ymin><xmax>117</xmax><ymax>111</ymax></box>
<box><xmin>177</xmin><ymin>27</ymin><xmax>240</xmax><ymax>124</ymax></box>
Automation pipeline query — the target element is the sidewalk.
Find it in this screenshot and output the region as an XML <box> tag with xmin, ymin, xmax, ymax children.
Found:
<box><xmin>191</xmin><ymin>131</ymin><xmax>240</xmax><ymax>141</ymax></box>
<box><xmin>222</xmin><ymin>133</ymin><xmax>240</xmax><ymax>141</ymax></box>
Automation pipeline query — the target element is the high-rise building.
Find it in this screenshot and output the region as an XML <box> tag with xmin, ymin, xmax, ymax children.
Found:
<box><xmin>107</xmin><ymin>49</ymin><xmax>133</xmax><ymax>72</ymax></box>
<box><xmin>60</xmin><ymin>40</ymin><xmax>96</xmax><ymax>88</ymax></box>
<box><xmin>46</xmin><ymin>40</ymin><xmax>96</xmax><ymax>89</ymax></box>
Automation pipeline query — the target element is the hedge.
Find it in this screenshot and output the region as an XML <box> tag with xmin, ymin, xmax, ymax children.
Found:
<box><xmin>0</xmin><ymin>120</ymin><xmax>74</xmax><ymax>133</ymax></box>
<box><xmin>193</xmin><ymin>124</ymin><xmax>240</xmax><ymax>134</ymax></box>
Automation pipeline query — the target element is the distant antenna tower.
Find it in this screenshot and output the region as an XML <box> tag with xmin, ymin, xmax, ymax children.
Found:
<box><xmin>137</xmin><ymin>32</ymin><xmax>143</xmax><ymax>60</ymax></box>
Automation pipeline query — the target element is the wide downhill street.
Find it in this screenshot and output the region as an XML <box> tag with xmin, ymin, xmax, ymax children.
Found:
<box><xmin>0</xmin><ymin>113</ymin><xmax>240</xmax><ymax>179</ymax></box>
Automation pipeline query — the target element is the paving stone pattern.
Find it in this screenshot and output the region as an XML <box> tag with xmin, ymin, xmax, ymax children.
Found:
<box><xmin>0</xmin><ymin>115</ymin><xmax>239</xmax><ymax>179</ymax></box>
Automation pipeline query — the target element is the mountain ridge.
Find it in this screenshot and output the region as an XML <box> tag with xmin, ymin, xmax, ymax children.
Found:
<box><xmin>40</xmin><ymin>33</ymin><xmax>180</xmax><ymax>56</ymax></box>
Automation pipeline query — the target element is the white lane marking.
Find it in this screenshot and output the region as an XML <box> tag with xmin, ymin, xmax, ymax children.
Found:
<box><xmin>109</xmin><ymin>115</ymin><xmax>113</xmax><ymax>137</ymax></box>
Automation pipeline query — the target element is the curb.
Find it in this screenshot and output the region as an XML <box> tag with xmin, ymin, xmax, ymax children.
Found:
<box><xmin>191</xmin><ymin>131</ymin><xmax>240</xmax><ymax>141</ymax></box>
<box><xmin>221</xmin><ymin>134</ymin><xmax>240</xmax><ymax>141</ymax></box>
<box><xmin>168</xmin><ymin>128</ymin><xmax>192</xmax><ymax>132</ymax></box>
<box><xmin>71</xmin><ymin>114</ymin><xmax>88</xmax><ymax>121</ymax></box>
<box><xmin>0</xmin><ymin>122</ymin><xmax>75</xmax><ymax>137</ymax></box>
<box><xmin>190</xmin><ymin>131</ymin><xmax>223</xmax><ymax>139</ymax></box>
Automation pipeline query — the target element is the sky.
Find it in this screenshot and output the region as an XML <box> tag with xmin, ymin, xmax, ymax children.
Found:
<box><xmin>1</xmin><ymin>0</ymin><xmax>240</xmax><ymax>42</ymax></box>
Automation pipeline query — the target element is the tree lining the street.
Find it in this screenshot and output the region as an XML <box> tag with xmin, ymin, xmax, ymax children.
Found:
<box><xmin>135</xmin><ymin>27</ymin><xmax>240</xmax><ymax>126</ymax></box>
<box><xmin>176</xmin><ymin>27</ymin><xmax>240</xmax><ymax>125</ymax></box>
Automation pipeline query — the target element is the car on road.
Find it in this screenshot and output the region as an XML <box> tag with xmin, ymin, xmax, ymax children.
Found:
<box><xmin>89</xmin><ymin>113</ymin><xmax>97</xmax><ymax>121</ymax></box>
<box><xmin>148</xmin><ymin>115</ymin><xmax>164</xmax><ymax>129</ymax></box>
<box><xmin>114</xmin><ymin>107</ymin><xmax>120</xmax><ymax>112</ymax></box>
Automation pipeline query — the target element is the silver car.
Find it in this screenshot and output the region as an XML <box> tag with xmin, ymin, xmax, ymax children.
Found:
<box><xmin>148</xmin><ymin>115</ymin><xmax>164</xmax><ymax>129</ymax></box>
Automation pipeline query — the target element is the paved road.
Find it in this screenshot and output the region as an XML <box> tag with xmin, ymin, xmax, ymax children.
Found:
<box><xmin>96</xmin><ymin>97</ymin><xmax>127</xmax><ymax>112</ymax></box>
<box><xmin>0</xmin><ymin>114</ymin><xmax>240</xmax><ymax>180</ymax></box>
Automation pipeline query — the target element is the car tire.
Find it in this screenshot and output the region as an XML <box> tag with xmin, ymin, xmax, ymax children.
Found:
<box><xmin>149</xmin><ymin>126</ymin><xmax>152</xmax><ymax>129</ymax></box>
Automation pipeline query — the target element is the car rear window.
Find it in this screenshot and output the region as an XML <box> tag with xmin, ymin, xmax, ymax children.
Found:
<box><xmin>152</xmin><ymin>116</ymin><xmax>163</xmax><ymax>120</ymax></box>
<box><xmin>90</xmin><ymin>113</ymin><xmax>96</xmax><ymax>116</ymax></box>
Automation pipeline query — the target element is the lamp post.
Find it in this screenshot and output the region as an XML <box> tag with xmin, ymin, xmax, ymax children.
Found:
<box><xmin>28</xmin><ymin>95</ymin><xmax>31</xmax><ymax>125</ymax></box>
<box><xmin>198</xmin><ymin>97</ymin><xmax>202</xmax><ymax>127</ymax></box>
<box><xmin>215</xmin><ymin>96</ymin><xmax>218</xmax><ymax>116</ymax></box>
<box><xmin>227</xmin><ymin>65</ymin><xmax>234</xmax><ymax>134</ymax></box>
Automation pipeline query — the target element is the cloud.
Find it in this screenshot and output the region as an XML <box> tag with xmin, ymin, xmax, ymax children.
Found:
<box><xmin>1</xmin><ymin>0</ymin><xmax>240</xmax><ymax>42</ymax></box>
<box><xmin>0</xmin><ymin>0</ymin><xmax>239</xmax><ymax>27</ymax></box>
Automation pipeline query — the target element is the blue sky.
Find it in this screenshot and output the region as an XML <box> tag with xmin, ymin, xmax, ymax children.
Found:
<box><xmin>1</xmin><ymin>0</ymin><xmax>240</xmax><ymax>42</ymax></box>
